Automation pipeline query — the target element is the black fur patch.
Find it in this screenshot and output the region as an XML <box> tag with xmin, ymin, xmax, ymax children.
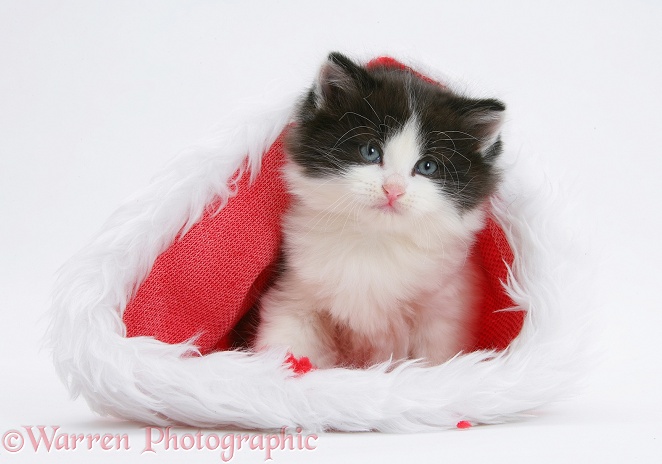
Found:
<box><xmin>286</xmin><ymin>52</ymin><xmax>505</xmax><ymax>211</ymax></box>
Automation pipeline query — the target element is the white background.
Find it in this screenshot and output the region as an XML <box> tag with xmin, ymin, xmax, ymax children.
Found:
<box><xmin>1</xmin><ymin>1</ymin><xmax>661</xmax><ymax>462</ymax></box>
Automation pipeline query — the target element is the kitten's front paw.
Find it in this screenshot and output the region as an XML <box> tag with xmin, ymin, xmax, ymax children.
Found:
<box><xmin>254</xmin><ymin>318</ymin><xmax>338</xmax><ymax>369</ymax></box>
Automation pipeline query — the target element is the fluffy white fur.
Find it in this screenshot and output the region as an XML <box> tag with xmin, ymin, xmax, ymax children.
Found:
<box><xmin>47</xmin><ymin>58</ymin><xmax>589</xmax><ymax>432</ymax></box>
<box><xmin>255</xmin><ymin>117</ymin><xmax>486</xmax><ymax>367</ymax></box>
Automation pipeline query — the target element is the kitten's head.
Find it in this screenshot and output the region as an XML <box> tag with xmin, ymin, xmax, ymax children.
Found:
<box><xmin>284</xmin><ymin>52</ymin><xmax>505</xmax><ymax>234</ymax></box>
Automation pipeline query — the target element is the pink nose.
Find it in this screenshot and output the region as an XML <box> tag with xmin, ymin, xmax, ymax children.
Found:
<box><xmin>383</xmin><ymin>182</ymin><xmax>405</xmax><ymax>203</ymax></box>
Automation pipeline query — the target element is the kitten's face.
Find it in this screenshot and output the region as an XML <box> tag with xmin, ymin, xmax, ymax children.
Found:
<box><xmin>285</xmin><ymin>53</ymin><xmax>505</xmax><ymax>232</ymax></box>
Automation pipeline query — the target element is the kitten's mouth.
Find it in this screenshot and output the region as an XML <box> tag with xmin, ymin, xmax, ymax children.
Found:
<box><xmin>376</xmin><ymin>202</ymin><xmax>402</xmax><ymax>214</ymax></box>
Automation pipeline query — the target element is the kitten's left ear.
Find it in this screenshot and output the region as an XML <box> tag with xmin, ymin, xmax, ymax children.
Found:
<box><xmin>461</xmin><ymin>98</ymin><xmax>506</xmax><ymax>154</ymax></box>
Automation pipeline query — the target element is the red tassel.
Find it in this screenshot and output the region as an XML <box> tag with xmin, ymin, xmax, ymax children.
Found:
<box><xmin>285</xmin><ymin>354</ymin><xmax>315</xmax><ymax>375</ymax></box>
<box><xmin>456</xmin><ymin>421</ymin><xmax>472</xmax><ymax>429</ymax></box>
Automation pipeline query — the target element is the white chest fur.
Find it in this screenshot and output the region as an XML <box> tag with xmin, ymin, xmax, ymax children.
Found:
<box><xmin>282</xmin><ymin>202</ymin><xmax>479</xmax><ymax>338</ymax></box>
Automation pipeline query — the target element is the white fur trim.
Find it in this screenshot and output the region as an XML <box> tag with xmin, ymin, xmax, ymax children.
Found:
<box><xmin>48</xmin><ymin>63</ymin><xmax>588</xmax><ymax>432</ymax></box>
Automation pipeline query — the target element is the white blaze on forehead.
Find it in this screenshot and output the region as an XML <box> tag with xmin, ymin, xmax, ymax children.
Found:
<box><xmin>382</xmin><ymin>117</ymin><xmax>423</xmax><ymax>175</ymax></box>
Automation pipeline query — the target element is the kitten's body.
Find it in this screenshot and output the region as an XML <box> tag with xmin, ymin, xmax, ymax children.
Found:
<box><xmin>255</xmin><ymin>54</ymin><xmax>505</xmax><ymax>368</ymax></box>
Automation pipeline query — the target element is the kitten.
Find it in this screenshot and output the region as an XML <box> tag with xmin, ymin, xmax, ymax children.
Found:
<box><xmin>254</xmin><ymin>52</ymin><xmax>505</xmax><ymax>368</ymax></box>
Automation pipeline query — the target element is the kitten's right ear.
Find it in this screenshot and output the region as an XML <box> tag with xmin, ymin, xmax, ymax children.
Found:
<box><xmin>312</xmin><ymin>52</ymin><xmax>371</xmax><ymax>108</ymax></box>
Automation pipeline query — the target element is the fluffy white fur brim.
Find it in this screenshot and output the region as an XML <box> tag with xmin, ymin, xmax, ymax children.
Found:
<box><xmin>47</xmin><ymin>69</ymin><xmax>588</xmax><ymax>432</ymax></box>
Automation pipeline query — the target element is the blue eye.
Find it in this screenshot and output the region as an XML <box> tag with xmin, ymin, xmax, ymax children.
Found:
<box><xmin>359</xmin><ymin>142</ymin><xmax>382</xmax><ymax>163</ymax></box>
<box><xmin>416</xmin><ymin>159</ymin><xmax>439</xmax><ymax>176</ymax></box>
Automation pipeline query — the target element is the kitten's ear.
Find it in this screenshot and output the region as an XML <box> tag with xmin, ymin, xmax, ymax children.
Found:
<box><xmin>313</xmin><ymin>52</ymin><xmax>371</xmax><ymax>108</ymax></box>
<box><xmin>461</xmin><ymin>98</ymin><xmax>506</xmax><ymax>155</ymax></box>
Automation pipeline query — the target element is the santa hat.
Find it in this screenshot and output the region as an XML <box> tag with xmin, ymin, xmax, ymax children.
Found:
<box><xmin>48</xmin><ymin>57</ymin><xmax>585</xmax><ymax>431</ymax></box>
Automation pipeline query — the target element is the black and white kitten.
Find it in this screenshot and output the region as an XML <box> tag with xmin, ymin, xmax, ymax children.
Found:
<box><xmin>255</xmin><ymin>53</ymin><xmax>505</xmax><ymax>368</ymax></box>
